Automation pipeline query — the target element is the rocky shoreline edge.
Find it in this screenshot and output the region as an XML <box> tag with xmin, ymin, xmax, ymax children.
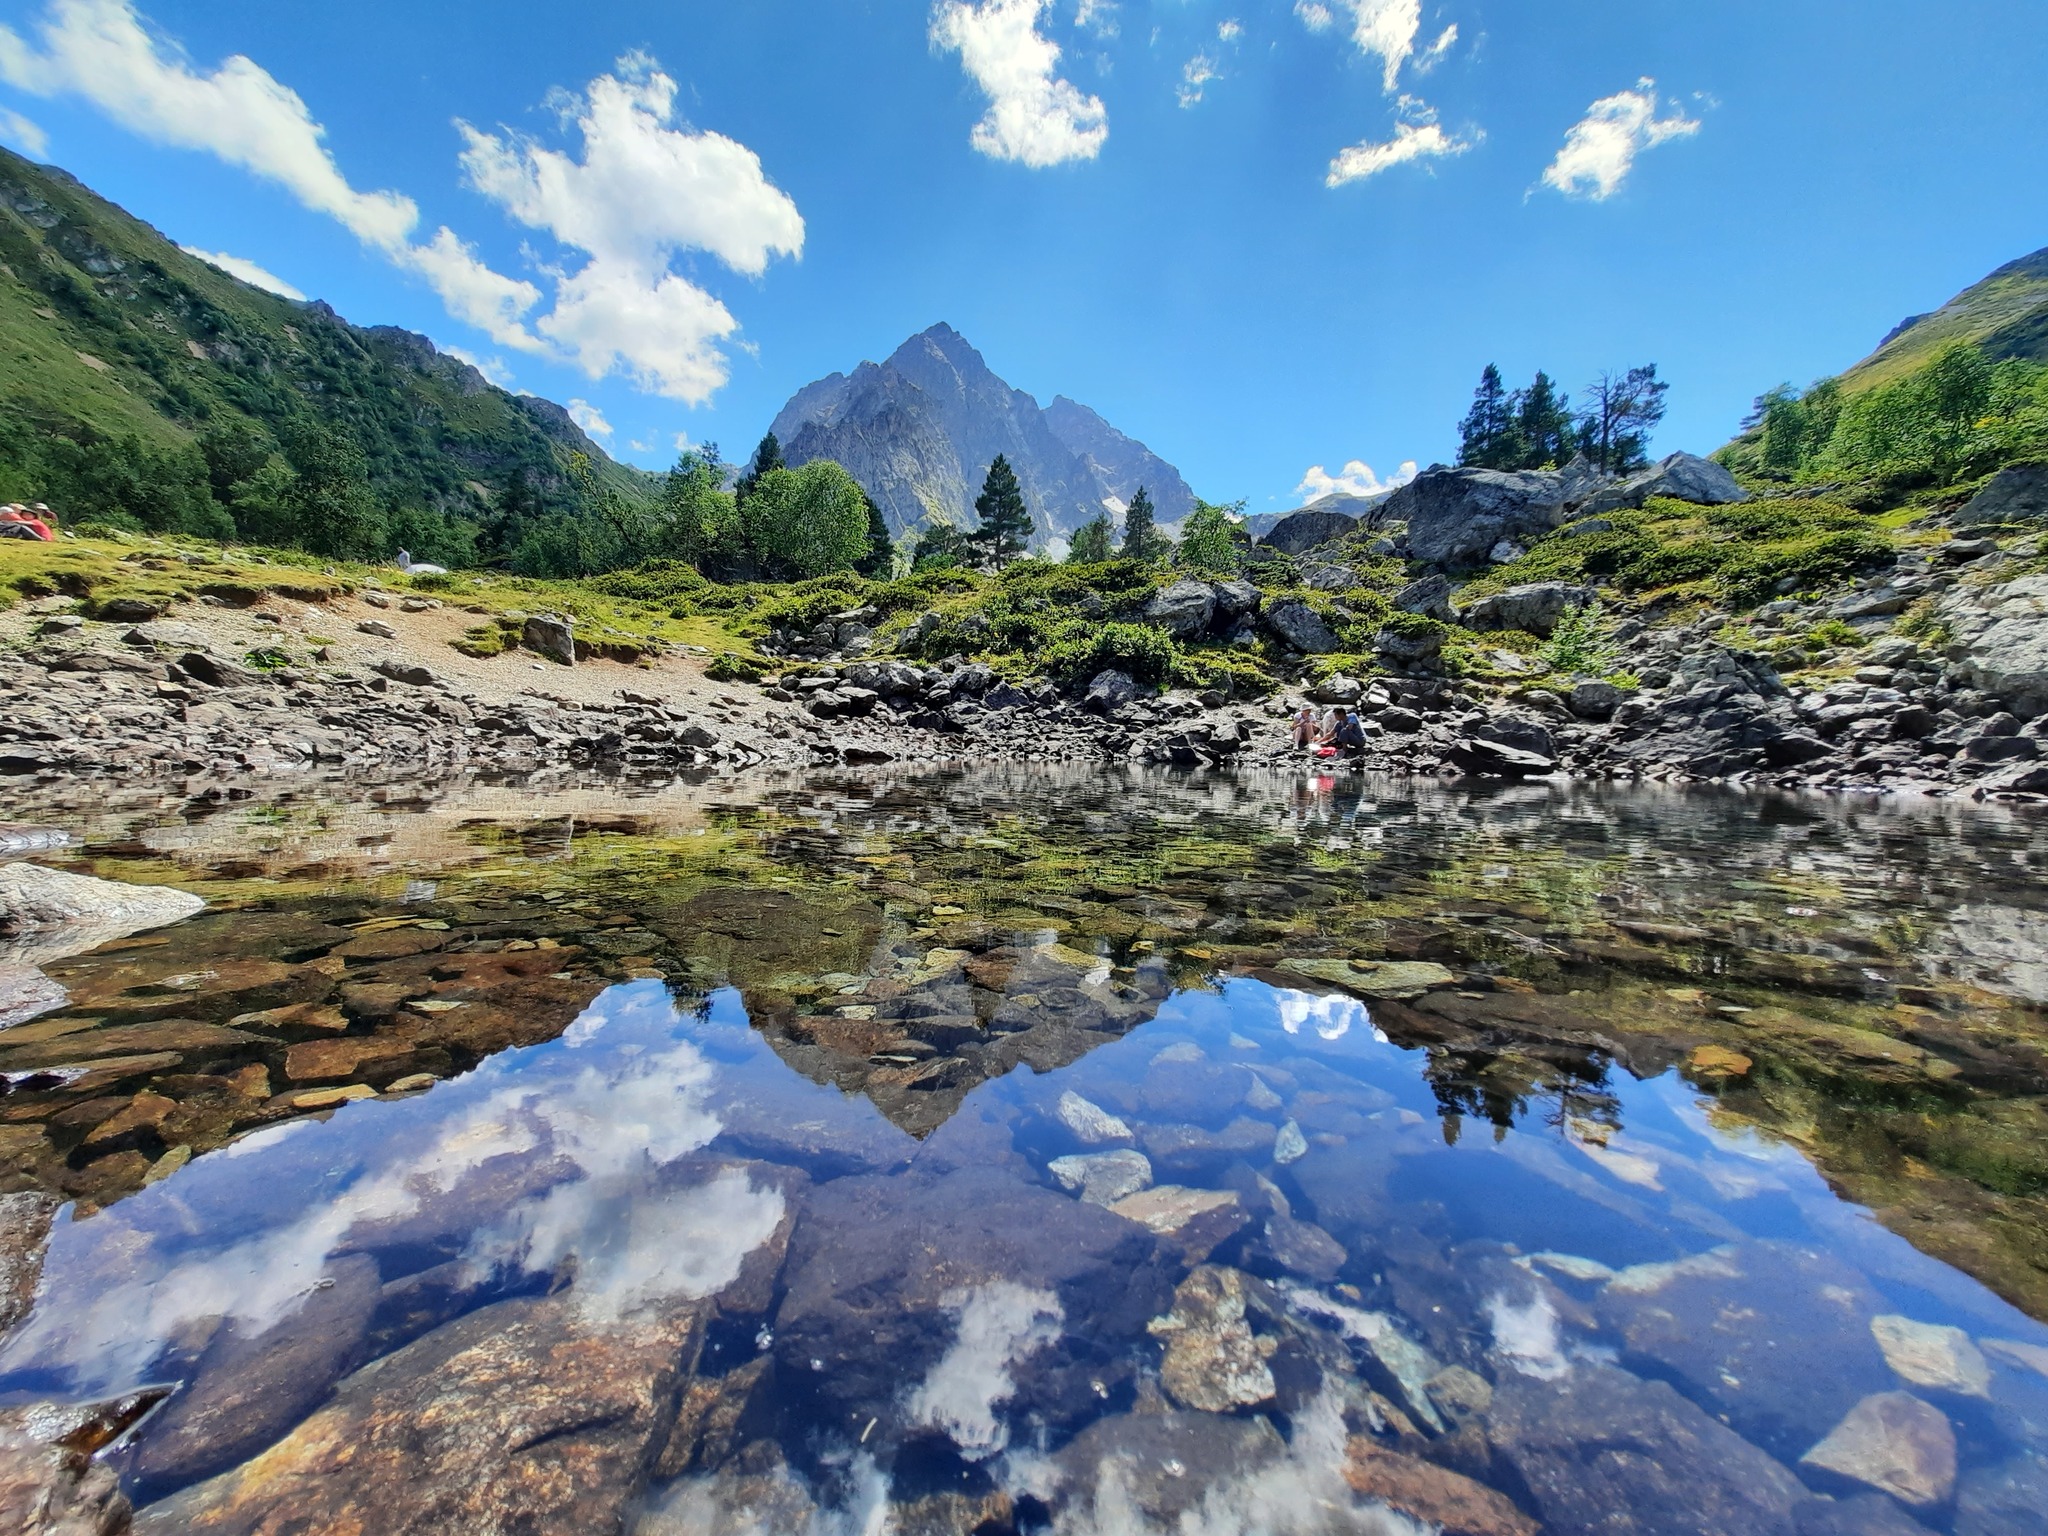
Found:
<box><xmin>4</xmin><ymin>605</ymin><xmax>2048</xmax><ymax>801</ymax></box>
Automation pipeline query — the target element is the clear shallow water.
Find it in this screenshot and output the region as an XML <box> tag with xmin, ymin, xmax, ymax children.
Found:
<box><xmin>2</xmin><ymin>767</ymin><xmax>2047</xmax><ymax>1533</ymax></box>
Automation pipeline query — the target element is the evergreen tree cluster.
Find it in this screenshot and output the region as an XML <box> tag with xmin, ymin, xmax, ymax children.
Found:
<box><xmin>1456</xmin><ymin>364</ymin><xmax>1665</xmax><ymax>474</ymax></box>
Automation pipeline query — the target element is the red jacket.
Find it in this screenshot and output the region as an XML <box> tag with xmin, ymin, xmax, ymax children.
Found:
<box><xmin>0</xmin><ymin>510</ymin><xmax>54</xmax><ymax>540</ymax></box>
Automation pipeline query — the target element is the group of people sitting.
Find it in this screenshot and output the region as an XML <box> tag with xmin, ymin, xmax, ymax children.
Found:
<box><xmin>0</xmin><ymin>503</ymin><xmax>56</xmax><ymax>541</ymax></box>
<box><xmin>1292</xmin><ymin>704</ymin><xmax>1368</xmax><ymax>753</ymax></box>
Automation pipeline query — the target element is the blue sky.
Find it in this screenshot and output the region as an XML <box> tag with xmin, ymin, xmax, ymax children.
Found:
<box><xmin>1</xmin><ymin>1</ymin><xmax>2043</xmax><ymax>512</ymax></box>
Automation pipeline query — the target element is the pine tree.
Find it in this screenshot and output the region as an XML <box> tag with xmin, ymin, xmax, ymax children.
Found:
<box><xmin>1457</xmin><ymin>365</ymin><xmax>1521</xmax><ymax>469</ymax></box>
<box><xmin>1120</xmin><ymin>485</ymin><xmax>1166</xmax><ymax>562</ymax></box>
<box><xmin>1067</xmin><ymin>514</ymin><xmax>1113</xmax><ymax>564</ymax></box>
<box><xmin>966</xmin><ymin>454</ymin><xmax>1032</xmax><ymax>568</ymax></box>
<box><xmin>912</xmin><ymin>523</ymin><xmax>969</xmax><ymax>571</ymax></box>
<box><xmin>734</xmin><ymin>430</ymin><xmax>785</xmax><ymax>506</ymax></box>
<box><xmin>1515</xmin><ymin>371</ymin><xmax>1577</xmax><ymax>469</ymax></box>
<box><xmin>855</xmin><ymin>490</ymin><xmax>895</xmax><ymax>577</ymax></box>
<box><xmin>1576</xmin><ymin>366</ymin><xmax>1669</xmax><ymax>473</ymax></box>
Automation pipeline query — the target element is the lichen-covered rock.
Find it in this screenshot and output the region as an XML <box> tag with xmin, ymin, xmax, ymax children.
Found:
<box><xmin>1800</xmin><ymin>1391</ymin><xmax>1957</xmax><ymax>1509</ymax></box>
<box><xmin>1577</xmin><ymin>451</ymin><xmax>1751</xmax><ymax>517</ymax></box>
<box><xmin>1147</xmin><ymin>1265</ymin><xmax>1276</xmax><ymax>1413</ymax></box>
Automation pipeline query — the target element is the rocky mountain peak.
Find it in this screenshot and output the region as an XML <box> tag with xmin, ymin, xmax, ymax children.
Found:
<box><xmin>769</xmin><ymin>326</ymin><xmax>1195</xmax><ymax>542</ymax></box>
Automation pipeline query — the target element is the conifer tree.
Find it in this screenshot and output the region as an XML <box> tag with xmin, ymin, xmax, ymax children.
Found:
<box><xmin>1120</xmin><ymin>485</ymin><xmax>1166</xmax><ymax>562</ymax></box>
<box><xmin>735</xmin><ymin>430</ymin><xmax>785</xmax><ymax>506</ymax></box>
<box><xmin>1516</xmin><ymin>372</ymin><xmax>1577</xmax><ymax>468</ymax></box>
<box><xmin>966</xmin><ymin>453</ymin><xmax>1032</xmax><ymax>568</ymax></box>
<box><xmin>1067</xmin><ymin>514</ymin><xmax>1113</xmax><ymax>564</ymax></box>
<box><xmin>1457</xmin><ymin>365</ymin><xmax>1521</xmax><ymax>469</ymax></box>
<box><xmin>856</xmin><ymin>490</ymin><xmax>895</xmax><ymax>577</ymax></box>
<box><xmin>1576</xmin><ymin>366</ymin><xmax>1669</xmax><ymax>473</ymax></box>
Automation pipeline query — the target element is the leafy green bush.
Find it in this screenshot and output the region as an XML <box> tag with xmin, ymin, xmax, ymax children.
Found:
<box><xmin>706</xmin><ymin>651</ymin><xmax>768</xmax><ymax>683</ymax></box>
<box><xmin>242</xmin><ymin>646</ymin><xmax>291</xmax><ymax>672</ymax></box>
<box><xmin>1538</xmin><ymin>603</ymin><xmax>1610</xmax><ymax>675</ymax></box>
<box><xmin>1041</xmin><ymin>620</ymin><xmax>1178</xmax><ymax>685</ymax></box>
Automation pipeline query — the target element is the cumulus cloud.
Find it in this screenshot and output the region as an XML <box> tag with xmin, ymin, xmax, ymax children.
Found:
<box><xmin>567</xmin><ymin>398</ymin><xmax>614</xmax><ymax>439</ymax></box>
<box><xmin>0</xmin><ymin>0</ymin><xmax>417</xmax><ymax>248</ymax></box>
<box><xmin>178</xmin><ymin>245</ymin><xmax>305</xmax><ymax>300</ymax></box>
<box><xmin>0</xmin><ymin>105</ymin><xmax>49</xmax><ymax>157</ymax></box>
<box><xmin>1294</xmin><ymin>458</ymin><xmax>1417</xmax><ymax>501</ymax></box>
<box><xmin>397</xmin><ymin>226</ymin><xmax>546</xmax><ymax>351</ymax></box>
<box><xmin>1218</xmin><ymin>18</ymin><xmax>1244</xmax><ymax>44</ymax></box>
<box><xmin>1177</xmin><ymin>17</ymin><xmax>1244</xmax><ymax>109</ymax></box>
<box><xmin>1326</xmin><ymin>102</ymin><xmax>1474</xmax><ymax>185</ymax></box>
<box><xmin>1540</xmin><ymin>77</ymin><xmax>1700</xmax><ymax>201</ymax></box>
<box><xmin>1298</xmin><ymin>0</ymin><xmax>1427</xmax><ymax>93</ymax></box>
<box><xmin>458</xmin><ymin>53</ymin><xmax>803</xmax><ymax>401</ymax></box>
<box><xmin>1273</xmin><ymin>988</ymin><xmax>1372</xmax><ymax>1042</ymax></box>
<box><xmin>932</xmin><ymin>0</ymin><xmax>1108</xmax><ymax>167</ymax></box>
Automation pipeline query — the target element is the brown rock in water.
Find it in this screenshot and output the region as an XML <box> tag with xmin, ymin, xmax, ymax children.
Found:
<box><xmin>654</xmin><ymin>1356</ymin><xmax>770</xmax><ymax>1479</ymax></box>
<box><xmin>0</xmin><ymin>1392</ymin><xmax>167</xmax><ymax>1536</ymax></box>
<box><xmin>127</xmin><ymin>1254</ymin><xmax>382</xmax><ymax>1502</ymax></box>
<box><xmin>1489</xmin><ymin>1362</ymin><xmax>1807</xmax><ymax>1536</ymax></box>
<box><xmin>1800</xmin><ymin>1391</ymin><xmax>1957</xmax><ymax>1510</ymax></box>
<box><xmin>0</xmin><ymin>1191</ymin><xmax>59</xmax><ymax>1339</ymax></box>
<box><xmin>1343</xmin><ymin>1440</ymin><xmax>1539</xmax><ymax>1536</ymax></box>
<box><xmin>0</xmin><ymin>1021</ymin><xmax>260</xmax><ymax>1073</ymax></box>
<box><xmin>1054</xmin><ymin>1409</ymin><xmax>1285</xmax><ymax>1525</ymax></box>
<box><xmin>1109</xmin><ymin>1185</ymin><xmax>1248</xmax><ymax>1262</ymax></box>
<box><xmin>327</xmin><ymin>927</ymin><xmax>447</xmax><ymax>962</ymax></box>
<box><xmin>281</xmin><ymin>1035</ymin><xmax>415</xmax><ymax>1083</ymax></box>
<box><xmin>1147</xmin><ymin>1265</ymin><xmax>1276</xmax><ymax>1413</ymax></box>
<box><xmin>79</xmin><ymin>1092</ymin><xmax>176</xmax><ymax>1149</ymax></box>
<box><xmin>132</xmin><ymin>1293</ymin><xmax>709</xmax><ymax>1536</ymax></box>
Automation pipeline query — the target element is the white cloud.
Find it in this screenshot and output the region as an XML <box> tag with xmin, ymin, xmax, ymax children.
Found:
<box><xmin>397</xmin><ymin>226</ymin><xmax>546</xmax><ymax>353</ymax></box>
<box><xmin>178</xmin><ymin>244</ymin><xmax>305</xmax><ymax>299</ymax></box>
<box><xmin>1540</xmin><ymin>77</ymin><xmax>1700</xmax><ymax>201</ymax></box>
<box><xmin>1326</xmin><ymin>102</ymin><xmax>1475</xmax><ymax>185</ymax></box>
<box><xmin>0</xmin><ymin>0</ymin><xmax>417</xmax><ymax>249</ymax></box>
<box><xmin>1415</xmin><ymin>22</ymin><xmax>1457</xmax><ymax>73</ymax></box>
<box><xmin>1074</xmin><ymin>0</ymin><xmax>1118</xmax><ymax>38</ymax></box>
<box><xmin>1295</xmin><ymin>458</ymin><xmax>1418</xmax><ymax>502</ymax></box>
<box><xmin>1218</xmin><ymin>18</ymin><xmax>1244</xmax><ymax>43</ymax></box>
<box><xmin>0</xmin><ymin>105</ymin><xmax>49</xmax><ymax>157</ymax></box>
<box><xmin>1300</xmin><ymin>0</ymin><xmax>1423</xmax><ymax>93</ymax></box>
<box><xmin>1178</xmin><ymin>53</ymin><xmax>1221</xmax><ymax>108</ymax></box>
<box><xmin>567</xmin><ymin>398</ymin><xmax>613</xmax><ymax>440</ymax></box>
<box><xmin>0</xmin><ymin>2</ymin><xmax>550</xmax><ymax>354</ymax></box>
<box><xmin>458</xmin><ymin>53</ymin><xmax>803</xmax><ymax>402</ymax></box>
<box><xmin>932</xmin><ymin>0</ymin><xmax>1109</xmax><ymax>167</ymax></box>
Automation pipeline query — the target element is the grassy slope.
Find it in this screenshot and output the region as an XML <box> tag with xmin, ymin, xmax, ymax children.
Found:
<box><xmin>0</xmin><ymin>148</ymin><xmax>649</xmax><ymax>512</ymax></box>
<box><xmin>1843</xmin><ymin>245</ymin><xmax>2048</xmax><ymax>392</ymax></box>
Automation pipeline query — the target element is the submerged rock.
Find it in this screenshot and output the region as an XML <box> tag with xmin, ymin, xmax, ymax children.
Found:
<box><xmin>1488</xmin><ymin>1362</ymin><xmax>1807</xmax><ymax>1536</ymax></box>
<box><xmin>134</xmin><ymin>1292</ymin><xmax>709</xmax><ymax>1535</ymax></box>
<box><xmin>1109</xmin><ymin>1185</ymin><xmax>1247</xmax><ymax>1262</ymax></box>
<box><xmin>1800</xmin><ymin>1391</ymin><xmax>1957</xmax><ymax>1509</ymax></box>
<box><xmin>1344</xmin><ymin>1440</ymin><xmax>1539</xmax><ymax>1536</ymax></box>
<box><xmin>0</xmin><ymin>1191</ymin><xmax>57</xmax><ymax>1339</ymax></box>
<box><xmin>1055</xmin><ymin>1409</ymin><xmax>1285</xmax><ymax>1526</ymax></box>
<box><xmin>1048</xmin><ymin>1149</ymin><xmax>1153</xmax><ymax>1206</ymax></box>
<box><xmin>1056</xmin><ymin>1090</ymin><xmax>1134</xmax><ymax>1145</ymax></box>
<box><xmin>1148</xmin><ymin>1266</ymin><xmax>1276</xmax><ymax>1413</ymax></box>
<box><xmin>1869</xmin><ymin>1314</ymin><xmax>1991</xmax><ymax>1398</ymax></box>
<box><xmin>0</xmin><ymin>1393</ymin><xmax>161</xmax><ymax>1536</ymax></box>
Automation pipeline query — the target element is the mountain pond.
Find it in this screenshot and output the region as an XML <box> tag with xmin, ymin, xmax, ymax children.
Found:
<box><xmin>1</xmin><ymin>766</ymin><xmax>2046</xmax><ymax>1534</ymax></box>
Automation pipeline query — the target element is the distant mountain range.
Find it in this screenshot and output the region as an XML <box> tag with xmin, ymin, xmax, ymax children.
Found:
<box><xmin>769</xmin><ymin>324</ymin><xmax>1196</xmax><ymax>541</ymax></box>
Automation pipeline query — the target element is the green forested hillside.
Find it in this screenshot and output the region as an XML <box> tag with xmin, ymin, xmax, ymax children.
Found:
<box><xmin>1845</xmin><ymin>246</ymin><xmax>2048</xmax><ymax>391</ymax></box>
<box><xmin>0</xmin><ymin>147</ymin><xmax>653</xmax><ymax>571</ymax></box>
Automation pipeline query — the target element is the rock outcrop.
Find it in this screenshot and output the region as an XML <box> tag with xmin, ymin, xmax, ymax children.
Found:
<box><xmin>1577</xmin><ymin>451</ymin><xmax>1752</xmax><ymax>517</ymax></box>
<box><xmin>1953</xmin><ymin>463</ymin><xmax>2048</xmax><ymax>527</ymax></box>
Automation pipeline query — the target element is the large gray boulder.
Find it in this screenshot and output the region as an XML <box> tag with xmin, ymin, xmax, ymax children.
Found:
<box><xmin>1142</xmin><ymin>579</ymin><xmax>1218</xmax><ymax>639</ymax></box>
<box><xmin>1458</xmin><ymin>582</ymin><xmax>1595</xmax><ymax>637</ymax></box>
<box><xmin>1577</xmin><ymin>452</ymin><xmax>1751</xmax><ymax>517</ymax></box>
<box><xmin>1261</xmin><ymin>599</ymin><xmax>1340</xmax><ymax>654</ymax></box>
<box><xmin>1939</xmin><ymin>573</ymin><xmax>2048</xmax><ymax>715</ymax></box>
<box><xmin>1258</xmin><ymin>508</ymin><xmax>1356</xmax><ymax>556</ymax></box>
<box><xmin>1953</xmin><ymin>463</ymin><xmax>2048</xmax><ymax>527</ymax></box>
<box><xmin>1376</xmin><ymin>466</ymin><xmax>1573</xmax><ymax>568</ymax></box>
<box><xmin>1392</xmin><ymin>574</ymin><xmax>1455</xmax><ymax>621</ymax></box>
<box><xmin>1</xmin><ymin>863</ymin><xmax>206</xmax><ymax>969</ymax></box>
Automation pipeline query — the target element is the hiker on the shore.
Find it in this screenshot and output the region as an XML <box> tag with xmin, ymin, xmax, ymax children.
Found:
<box><xmin>1318</xmin><ymin>706</ymin><xmax>1343</xmax><ymax>745</ymax></box>
<box><xmin>1291</xmin><ymin>706</ymin><xmax>1317</xmax><ymax>749</ymax></box>
<box><xmin>1335</xmin><ymin>710</ymin><xmax>1367</xmax><ymax>749</ymax></box>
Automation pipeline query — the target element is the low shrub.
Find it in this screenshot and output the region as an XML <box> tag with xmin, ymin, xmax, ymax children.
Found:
<box><xmin>1041</xmin><ymin>620</ymin><xmax>1178</xmax><ymax>685</ymax></box>
<box><xmin>706</xmin><ymin>650</ymin><xmax>768</xmax><ymax>683</ymax></box>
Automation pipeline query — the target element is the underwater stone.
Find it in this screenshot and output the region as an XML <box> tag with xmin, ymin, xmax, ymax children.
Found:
<box><xmin>1057</xmin><ymin>1090</ymin><xmax>1134</xmax><ymax>1145</ymax></box>
<box><xmin>1869</xmin><ymin>1315</ymin><xmax>1991</xmax><ymax>1398</ymax></box>
<box><xmin>1147</xmin><ymin>1266</ymin><xmax>1276</xmax><ymax>1413</ymax></box>
<box><xmin>1048</xmin><ymin>1149</ymin><xmax>1153</xmax><ymax>1206</ymax></box>
<box><xmin>1801</xmin><ymin>1392</ymin><xmax>1957</xmax><ymax>1509</ymax></box>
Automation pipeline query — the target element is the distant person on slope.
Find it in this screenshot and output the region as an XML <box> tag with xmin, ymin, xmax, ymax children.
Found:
<box><xmin>0</xmin><ymin>504</ymin><xmax>55</xmax><ymax>541</ymax></box>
